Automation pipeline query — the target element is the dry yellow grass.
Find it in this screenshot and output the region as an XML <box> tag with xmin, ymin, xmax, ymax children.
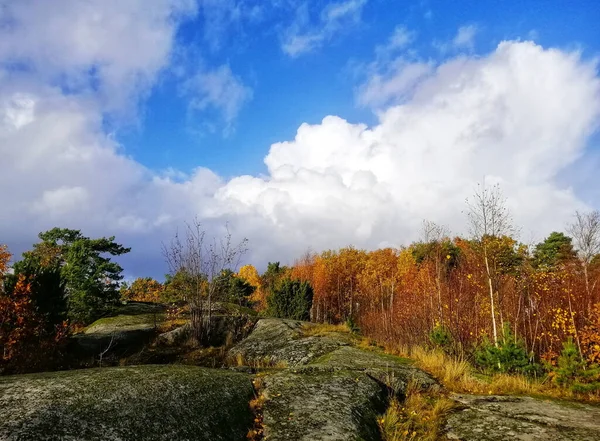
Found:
<box><xmin>301</xmin><ymin>322</ymin><xmax>351</xmax><ymax>337</ymax></box>
<box><xmin>386</xmin><ymin>345</ymin><xmax>600</xmax><ymax>402</ymax></box>
<box><xmin>379</xmin><ymin>381</ymin><xmax>455</xmax><ymax>441</ymax></box>
<box><xmin>230</xmin><ymin>352</ymin><xmax>288</xmax><ymax>369</ymax></box>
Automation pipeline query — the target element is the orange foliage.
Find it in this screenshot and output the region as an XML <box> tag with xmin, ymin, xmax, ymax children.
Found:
<box><xmin>238</xmin><ymin>264</ymin><xmax>264</xmax><ymax>309</ymax></box>
<box><xmin>0</xmin><ymin>274</ymin><xmax>44</xmax><ymax>366</ymax></box>
<box><xmin>289</xmin><ymin>238</ymin><xmax>599</xmax><ymax>360</ymax></box>
<box><xmin>1</xmin><ymin>245</ymin><xmax>67</xmax><ymax>372</ymax></box>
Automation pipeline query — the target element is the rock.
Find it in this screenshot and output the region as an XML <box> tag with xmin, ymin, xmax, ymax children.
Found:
<box><xmin>156</xmin><ymin>323</ymin><xmax>192</xmax><ymax>347</ymax></box>
<box><xmin>446</xmin><ymin>394</ymin><xmax>600</xmax><ymax>441</ymax></box>
<box><xmin>308</xmin><ymin>346</ymin><xmax>438</xmax><ymax>394</ymax></box>
<box><xmin>230</xmin><ymin>318</ymin><xmax>438</xmax><ymax>440</ymax></box>
<box><xmin>72</xmin><ymin>309</ymin><xmax>165</xmax><ymax>356</ymax></box>
<box><xmin>0</xmin><ymin>365</ymin><xmax>254</xmax><ymax>441</ymax></box>
<box><xmin>262</xmin><ymin>369</ymin><xmax>385</xmax><ymax>441</ymax></box>
<box><xmin>228</xmin><ymin>319</ymin><xmax>351</xmax><ymax>366</ymax></box>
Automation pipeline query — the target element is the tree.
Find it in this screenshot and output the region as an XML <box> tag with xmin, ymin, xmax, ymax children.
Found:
<box><xmin>413</xmin><ymin>220</ymin><xmax>459</xmax><ymax>325</ymax></box>
<box><xmin>214</xmin><ymin>269</ymin><xmax>255</xmax><ymax>306</ymax></box>
<box><xmin>466</xmin><ymin>182</ymin><xmax>514</xmax><ymax>346</ymax></box>
<box><xmin>267</xmin><ymin>278</ymin><xmax>313</xmax><ymax>320</ymax></box>
<box><xmin>20</xmin><ymin>228</ymin><xmax>130</xmax><ymax>324</ymax></box>
<box><xmin>567</xmin><ymin>210</ymin><xmax>600</xmax><ymax>313</ymax></box>
<box><xmin>121</xmin><ymin>277</ymin><xmax>163</xmax><ymax>303</ymax></box>
<box><xmin>532</xmin><ymin>232</ymin><xmax>576</xmax><ymax>270</ymax></box>
<box><xmin>0</xmin><ymin>246</ymin><xmax>67</xmax><ymax>372</ymax></box>
<box><xmin>163</xmin><ymin>220</ymin><xmax>248</xmax><ymax>344</ymax></box>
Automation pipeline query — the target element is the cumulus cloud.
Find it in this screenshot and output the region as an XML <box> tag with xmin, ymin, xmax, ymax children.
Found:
<box><xmin>281</xmin><ymin>0</ymin><xmax>367</xmax><ymax>57</ymax></box>
<box><xmin>219</xmin><ymin>42</ymin><xmax>600</xmax><ymax>260</ymax></box>
<box><xmin>0</xmin><ymin>2</ymin><xmax>598</xmax><ymax>277</ymax></box>
<box><xmin>0</xmin><ymin>0</ymin><xmax>197</xmax><ymax>116</ymax></box>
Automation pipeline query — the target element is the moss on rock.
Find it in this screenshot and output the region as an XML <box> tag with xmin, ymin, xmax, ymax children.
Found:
<box><xmin>0</xmin><ymin>365</ymin><xmax>254</xmax><ymax>441</ymax></box>
<box><xmin>446</xmin><ymin>394</ymin><xmax>600</xmax><ymax>441</ymax></box>
<box><xmin>262</xmin><ymin>368</ymin><xmax>385</xmax><ymax>441</ymax></box>
<box><xmin>229</xmin><ymin>319</ymin><xmax>351</xmax><ymax>367</ymax></box>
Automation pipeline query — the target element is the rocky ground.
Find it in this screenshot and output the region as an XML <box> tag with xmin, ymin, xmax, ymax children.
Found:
<box><xmin>446</xmin><ymin>394</ymin><xmax>600</xmax><ymax>441</ymax></box>
<box><xmin>2</xmin><ymin>308</ymin><xmax>600</xmax><ymax>440</ymax></box>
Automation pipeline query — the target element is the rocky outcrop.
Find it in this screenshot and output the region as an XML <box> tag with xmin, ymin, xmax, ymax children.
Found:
<box><xmin>0</xmin><ymin>365</ymin><xmax>254</xmax><ymax>441</ymax></box>
<box><xmin>230</xmin><ymin>318</ymin><xmax>437</xmax><ymax>440</ymax></box>
<box><xmin>228</xmin><ymin>318</ymin><xmax>352</xmax><ymax>366</ymax></box>
<box><xmin>72</xmin><ymin>302</ymin><xmax>166</xmax><ymax>357</ymax></box>
<box><xmin>446</xmin><ymin>394</ymin><xmax>600</xmax><ymax>441</ymax></box>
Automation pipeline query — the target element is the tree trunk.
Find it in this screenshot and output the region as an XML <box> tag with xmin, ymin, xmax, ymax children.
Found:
<box><xmin>484</xmin><ymin>247</ymin><xmax>499</xmax><ymax>346</ymax></box>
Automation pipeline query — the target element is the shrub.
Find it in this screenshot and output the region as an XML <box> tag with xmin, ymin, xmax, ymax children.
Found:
<box><xmin>553</xmin><ymin>338</ymin><xmax>600</xmax><ymax>393</ymax></box>
<box><xmin>266</xmin><ymin>278</ymin><xmax>313</xmax><ymax>320</ymax></box>
<box><xmin>345</xmin><ymin>316</ymin><xmax>360</xmax><ymax>334</ymax></box>
<box><xmin>429</xmin><ymin>325</ymin><xmax>453</xmax><ymax>352</ymax></box>
<box><xmin>474</xmin><ymin>323</ymin><xmax>537</xmax><ymax>375</ymax></box>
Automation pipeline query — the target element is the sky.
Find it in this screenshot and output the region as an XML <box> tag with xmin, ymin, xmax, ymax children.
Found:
<box><xmin>1</xmin><ymin>0</ymin><xmax>599</xmax><ymax>278</ymax></box>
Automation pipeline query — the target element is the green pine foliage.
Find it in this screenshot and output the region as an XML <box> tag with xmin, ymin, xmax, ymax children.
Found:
<box><xmin>554</xmin><ymin>338</ymin><xmax>600</xmax><ymax>393</ymax></box>
<box><xmin>475</xmin><ymin>323</ymin><xmax>537</xmax><ymax>375</ymax></box>
<box><xmin>429</xmin><ymin>325</ymin><xmax>453</xmax><ymax>353</ymax></box>
<box><xmin>16</xmin><ymin>228</ymin><xmax>130</xmax><ymax>324</ymax></box>
<box><xmin>267</xmin><ymin>278</ymin><xmax>313</xmax><ymax>320</ymax></box>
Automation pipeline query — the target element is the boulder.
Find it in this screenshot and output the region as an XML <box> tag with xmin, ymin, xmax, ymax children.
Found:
<box><xmin>0</xmin><ymin>365</ymin><xmax>254</xmax><ymax>441</ymax></box>
<box><xmin>69</xmin><ymin>302</ymin><xmax>168</xmax><ymax>359</ymax></box>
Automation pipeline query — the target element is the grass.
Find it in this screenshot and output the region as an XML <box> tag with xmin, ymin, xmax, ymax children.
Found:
<box><xmin>378</xmin><ymin>381</ymin><xmax>455</xmax><ymax>441</ymax></box>
<box><xmin>301</xmin><ymin>322</ymin><xmax>351</xmax><ymax>337</ymax></box>
<box><xmin>386</xmin><ymin>345</ymin><xmax>600</xmax><ymax>402</ymax></box>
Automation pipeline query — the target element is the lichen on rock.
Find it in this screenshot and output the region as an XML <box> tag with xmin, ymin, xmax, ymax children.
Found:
<box><xmin>0</xmin><ymin>365</ymin><xmax>254</xmax><ymax>441</ymax></box>
<box><xmin>446</xmin><ymin>394</ymin><xmax>600</xmax><ymax>441</ymax></box>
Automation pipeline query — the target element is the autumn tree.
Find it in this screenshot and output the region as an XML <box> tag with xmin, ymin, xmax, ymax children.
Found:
<box><xmin>412</xmin><ymin>220</ymin><xmax>459</xmax><ymax>325</ymax></box>
<box><xmin>466</xmin><ymin>183</ymin><xmax>514</xmax><ymax>345</ymax></box>
<box><xmin>0</xmin><ymin>245</ymin><xmax>67</xmax><ymax>373</ymax></box>
<box><xmin>120</xmin><ymin>277</ymin><xmax>164</xmax><ymax>303</ymax></box>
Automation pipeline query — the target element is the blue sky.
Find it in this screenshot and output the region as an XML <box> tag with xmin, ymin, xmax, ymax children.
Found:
<box><xmin>120</xmin><ymin>0</ymin><xmax>600</xmax><ymax>179</ymax></box>
<box><xmin>0</xmin><ymin>0</ymin><xmax>599</xmax><ymax>277</ymax></box>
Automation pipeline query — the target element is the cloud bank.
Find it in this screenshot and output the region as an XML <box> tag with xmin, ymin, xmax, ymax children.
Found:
<box><xmin>1</xmin><ymin>2</ymin><xmax>599</xmax><ymax>277</ymax></box>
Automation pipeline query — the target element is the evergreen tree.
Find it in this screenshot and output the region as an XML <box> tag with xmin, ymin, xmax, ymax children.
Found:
<box><xmin>19</xmin><ymin>228</ymin><xmax>130</xmax><ymax>324</ymax></box>
<box><xmin>267</xmin><ymin>278</ymin><xmax>313</xmax><ymax>320</ymax></box>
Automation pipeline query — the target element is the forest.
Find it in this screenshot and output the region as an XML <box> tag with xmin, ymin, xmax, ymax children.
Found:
<box><xmin>2</xmin><ymin>185</ymin><xmax>600</xmax><ymax>394</ymax></box>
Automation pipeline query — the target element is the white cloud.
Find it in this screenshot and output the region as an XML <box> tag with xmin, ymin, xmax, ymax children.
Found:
<box><xmin>0</xmin><ymin>0</ymin><xmax>197</xmax><ymax>116</ymax></box>
<box><xmin>434</xmin><ymin>24</ymin><xmax>479</xmax><ymax>54</ymax></box>
<box><xmin>281</xmin><ymin>0</ymin><xmax>367</xmax><ymax>57</ymax></box>
<box><xmin>181</xmin><ymin>64</ymin><xmax>253</xmax><ymax>130</ymax></box>
<box><xmin>357</xmin><ymin>26</ymin><xmax>428</xmax><ymax>108</ymax></box>
<box><xmin>453</xmin><ymin>25</ymin><xmax>478</xmax><ymax>49</ymax></box>
<box><xmin>374</xmin><ymin>26</ymin><xmax>416</xmax><ymax>59</ymax></box>
<box><xmin>219</xmin><ymin>42</ymin><xmax>600</xmax><ymax>261</ymax></box>
<box><xmin>357</xmin><ymin>60</ymin><xmax>433</xmax><ymax>108</ymax></box>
